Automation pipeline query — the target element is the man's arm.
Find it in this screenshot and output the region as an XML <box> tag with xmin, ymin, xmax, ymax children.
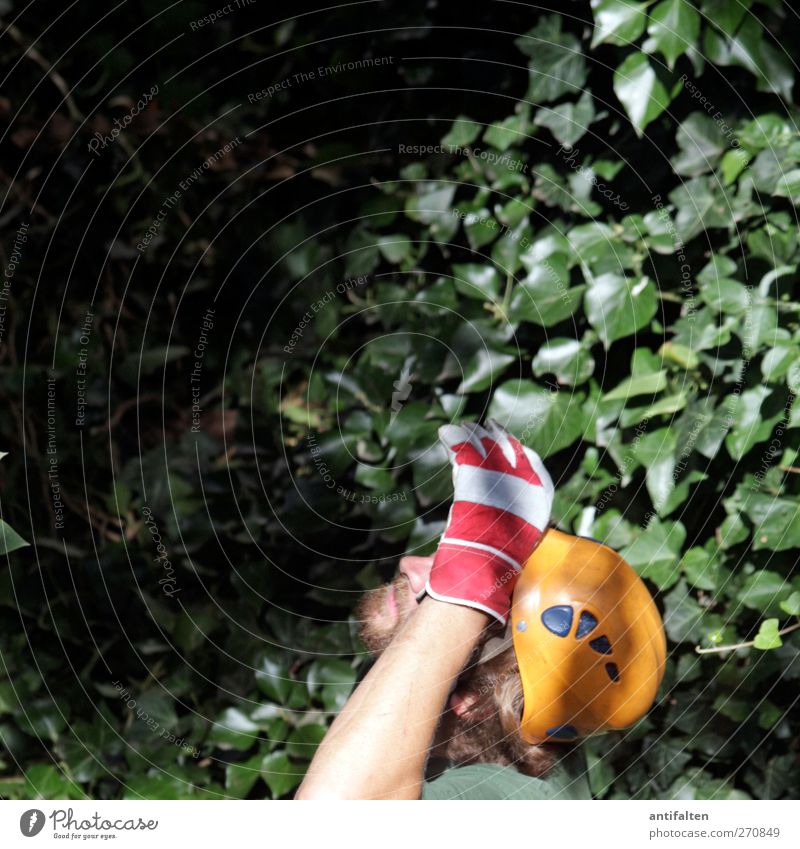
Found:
<box><xmin>295</xmin><ymin>597</ymin><xmax>488</xmax><ymax>800</ymax></box>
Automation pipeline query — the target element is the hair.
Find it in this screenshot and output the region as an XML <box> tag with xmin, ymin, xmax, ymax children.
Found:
<box><xmin>430</xmin><ymin>644</ymin><xmax>557</xmax><ymax>778</ymax></box>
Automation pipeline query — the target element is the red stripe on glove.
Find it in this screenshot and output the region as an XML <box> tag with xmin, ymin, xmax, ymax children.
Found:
<box><xmin>444</xmin><ymin>502</ymin><xmax>544</xmax><ymax>564</ymax></box>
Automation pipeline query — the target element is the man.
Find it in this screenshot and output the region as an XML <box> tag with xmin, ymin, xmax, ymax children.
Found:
<box><xmin>295</xmin><ymin>420</ymin><xmax>564</xmax><ymax>799</ymax></box>
<box><xmin>354</xmin><ymin>553</ymin><xmax>559</xmax><ymax>782</ymax></box>
<box><xmin>296</xmin><ymin>421</ymin><xmax>664</xmax><ymax>799</ymax></box>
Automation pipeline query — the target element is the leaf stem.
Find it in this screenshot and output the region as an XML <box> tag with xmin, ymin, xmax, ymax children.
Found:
<box><xmin>501</xmin><ymin>269</ymin><xmax>514</xmax><ymax>315</ymax></box>
<box><xmin>695</xmin><ymin>620</ymin><xmax>800</xmax><ymax>654</ymax></box>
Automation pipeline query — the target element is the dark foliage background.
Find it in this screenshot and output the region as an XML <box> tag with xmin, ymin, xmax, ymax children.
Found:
<box><xmin>1</xmin><ymin>0</ymin><xmax>799</xmax><ymax>799</ymax></box>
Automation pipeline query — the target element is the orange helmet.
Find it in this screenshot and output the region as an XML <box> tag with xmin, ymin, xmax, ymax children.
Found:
<box><xmin>511</xmin><ymin>529</ymin><xmax>666</xmax><ymax>744</ymax></box>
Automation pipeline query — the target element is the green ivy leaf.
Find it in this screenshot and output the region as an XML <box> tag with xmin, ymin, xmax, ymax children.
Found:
<box><xmin>740</xmin><ymin>571</ymin><xmax>792</xmax><ymax>616</ymax></box>
<box><xmin>662</xmin><ymin>579</ymin><xmax>705</xmax><ymax>643</ymax></box>
<box><xmin>632</xmin><ymin>428</ymin><xmax>705</xmax><ymax>515</ymax></box>
<box><xmin>488</xmin><ymin>380</ymin><xmax>586</xmax><ymax>457</ymax></box>
<box><xmin>780</xmin><ymin>591</ymin><xmax>800</xmax><ymax>617</ymax></box>
<box><xmin>208</xmin><ymin>707</ymin><xmax>261</xmax><ymax>751</ymax></box>
<box><xmin>516</xmin><ymin>15</ymin><xmax>589</xmax><ymax>103</ymax></box>
<box><xmin>701</xmin><ymin>0</ymin><xmax>753</xmax><ymax>38</ymax></box>
<box><xmin>603</xmin><ymin>370</ymin><xmax>667</xmax><ymax>401</ymax></box>
<box><xmin>24</xmin><ymin>765</ymin><xmax>84</xmax><ymax>800</ymax></box>
<box><xmin>761</xmin><ymin>343</ymin><xmax>799</xmax><ymax>382</ymax></box>
<box><xmin>483</xmin><ymin>109</ymin><xmax>530</xmax><ymax>151</ymax></box>
<box><xmin>643</xmin><ymin>0</ymin><xmax>701</xmax><ymax>70</ymax></box>
<box><xmin>463</xmin><ymin>209</ymin><xmax>500</xmax><ymax>251</ymax></box>
<box><xmin>743</xmin><ymin>492</ymin><xmax>800</xmax><ymax>553</ymax></box>
<box><xmin>532</xmin><ymin>337</ymin><xmax>595</xmax><ymax>386</ymax></box>
<box><xmin>753</xmin><ymin>618</ymin><xmax>783</xmax><ymax>651</ymax></box>
<box><xmin>509</xmin><ymin>254</ymin><xmax>585</xmax><ymax>326</ymax></box>
<box><xmin>681</xmin><ymin>546</ymin><xmax>727</xmax><ymax>592</ymax></box>
<box><xmin>451</xmin><ymin>264</ymin><xmax>502</xmax><ymax>301</ymax></box>
<box><xmin>376</xmin><ymin>234</ymin><xmax>414</xmax><ymax>264</ymax></box>
<box><xmin>590</xmin><ymin>0</ymin><xmax>648</xmax><ymax>48</ymax></box>
<box><xmin>720</xmin><ymin>148</ymin><xmax>752</xmax><ymax>185</ymax></box>
<box><xmin>703</xmin><ymin>17</ymin><xmax>794</xmax><ymax>101</ymax></box>
<box><xmin>621</xmin><ymin>518</ymin><xmax>686</xmax><ymax>590</ymax></box>
<box><xmin>773</xmin><ymin>169</ymin><xmax>800</xmax><ymax>205</ymax></box>
<box><xmin>225</xmin><ymin>752</ymin><xmax>265</xmax><ymax>798</ymax></box>
<box><xmin>306</xmin><ymin>658</ymin><xmax>358</xmax><ymax>712</ymax></box>
<box><xmin>613</xmin><ymin>52</ymin><xmax>675</xmax><ymax>136</ymax></box>
<box><xmin>659</xmin><ymin>342</ymin><xmax>699</xmax><ymax>370</ymax></box>
<box><xmin>671</xmin><ymin>113</ymin><xmax>727</xmax><ymax>177</ymax></box>
<box><xmin>405</xmin><ymin>182</ymin><xmax>456</xmax><ymax>225</ymax></box>
<box><xmin>457</xmin><ymin>349</ymin><xmax>515</xmax><ymax>394</ymax></box>
<box><xmin>725</xmin><ymin>387</ymin><xmax>785</xmax><ymax>461</ymax></box>
<box><xmin>534</xmin><ymin>90</ymin><xmax>596</xmax><ymax>147</ymax></box>
<box><xmin>0</xmin><ymin>519</ymin><xmax>29</xmax><ymax>555</ymax></box>
<box><xmin>441</xmin><ymin>115</ymin><xmax>481</xmax><ymax>147</ymax></box>
<box><xmin>260</xmin><ymin>751</ymin><xmax>304</xmax><ymax>799</ymax></box>
<box><xmin>285</xmin><ymin>724</ymin><xmax>327</xmax><ymax>760</ymax></box>
<box><xmin>584</xmin><ymin>273</ymin><xmax>658</xmax><ymax>347</ymax></box>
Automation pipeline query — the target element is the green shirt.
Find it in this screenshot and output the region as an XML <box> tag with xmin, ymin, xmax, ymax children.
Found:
<box><xmin>421</xmin><ymin>748</ymin><xmax>591</xmax><ymax>800</ymax></box>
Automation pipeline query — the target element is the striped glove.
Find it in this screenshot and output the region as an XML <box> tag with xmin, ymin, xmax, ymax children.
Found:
<box><xmin>425</xmin><ymin>420</ymin><xmax>554</xmax><ymax>624</ymax></box>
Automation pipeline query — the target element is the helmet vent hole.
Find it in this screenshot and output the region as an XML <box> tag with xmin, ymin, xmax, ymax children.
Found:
<box><xmin>589</xmin><ymin>635</ymin><xmax>613</xmax><ymax>655</ymax></box>
<box><xmin>541</xmin><ymin>605</ymin><xmax>573</xmax><ymax>637</ymax></box>
<box><xmin>545</xmin><ymin>724</ymin><xmax>578</xmax><ymax>741</ymax></box>
<box><xmin>575</xmin><ymin>611</ymin><xmax>598</xmax><ymax>638</ymax></box>
<box><xmin>605</xmin><ymin>663</ymin><xmax>620</xmax><ymax>683</ymax></box>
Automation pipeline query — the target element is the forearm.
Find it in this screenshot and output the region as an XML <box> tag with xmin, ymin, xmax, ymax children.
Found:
<box><xmin>296</xmin><ymin>597</ymin><xmax>488</xmax><ymax>799</ymax></box>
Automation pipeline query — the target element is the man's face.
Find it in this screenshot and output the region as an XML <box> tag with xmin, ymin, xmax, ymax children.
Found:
<box><xmin>354</xmin><ymin>556</ymin><xmax>433</xmax><ymax>654</ymax></box>
<box><xmin>353</xmin><ymin>556</ymin><xmax>556</xmax><ymax>777</ymax></box>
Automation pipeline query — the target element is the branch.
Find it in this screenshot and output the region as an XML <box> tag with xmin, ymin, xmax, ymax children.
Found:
<box><xmin>695</xmin><ymin>620</ymin><xmax>800</xmax><ymax>655</ymax></box>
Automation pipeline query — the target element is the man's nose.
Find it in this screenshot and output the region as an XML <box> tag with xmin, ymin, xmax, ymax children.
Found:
<box><xmin>398</xmin><ymin>556</ymin><xmax>434</xmax><ymax>595</ymax></box>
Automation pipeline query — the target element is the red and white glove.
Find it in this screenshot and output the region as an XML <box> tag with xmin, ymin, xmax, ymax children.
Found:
<box><xmin>424</xmin><ymin>420</ymin><xmax>554</xmax><ymax>624</ymax></box>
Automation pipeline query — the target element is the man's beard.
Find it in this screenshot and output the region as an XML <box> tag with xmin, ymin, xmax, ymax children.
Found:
<box><xmin>354</xmin><ymin>575</ymin><xmax>556</xmax><ymax>778</ymax></box>
<box><xmin>354</xmin><ymin>573</ymin><xmax>419</xmax><ymax>655</ymax></box>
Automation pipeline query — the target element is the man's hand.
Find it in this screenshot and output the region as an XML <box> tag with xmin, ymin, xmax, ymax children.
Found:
<box><xmin>425</xmin><ymin>420</ymin><xmax>554</xmax><ymax>624</ymax></box>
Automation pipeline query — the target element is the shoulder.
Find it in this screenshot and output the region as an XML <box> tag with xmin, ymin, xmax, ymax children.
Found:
<box><xmin>421</xmin><ymin>749</ymin><xmax>591</xmax><ymax>800</ymax></box>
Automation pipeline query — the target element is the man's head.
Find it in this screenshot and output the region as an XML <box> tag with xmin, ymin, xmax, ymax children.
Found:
<box><xmin>355</xmin><ymin>556</ymin><xmax>557</xmax><ymax>778</ymax></box>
